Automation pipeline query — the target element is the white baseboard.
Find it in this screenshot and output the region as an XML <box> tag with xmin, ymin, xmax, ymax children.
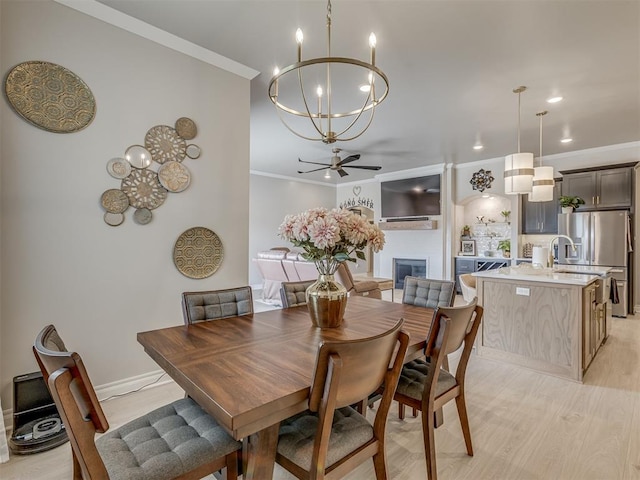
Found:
<box><xmin>2</xmin><ymin>370</ymin><xmax>174</xmax><ymax>437</ymax></box>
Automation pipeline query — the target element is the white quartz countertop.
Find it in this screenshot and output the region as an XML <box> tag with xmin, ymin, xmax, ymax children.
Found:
<box><xmin>472</xmin><ymin>265</ymin><xmax>603</xmax><ymax>286</ymax></box>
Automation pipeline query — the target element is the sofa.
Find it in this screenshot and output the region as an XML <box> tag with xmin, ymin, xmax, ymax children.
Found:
<box><xmin>253</xmin><ymin>248</ymin><xmax>386</xmax><ymax>304</ymax></box>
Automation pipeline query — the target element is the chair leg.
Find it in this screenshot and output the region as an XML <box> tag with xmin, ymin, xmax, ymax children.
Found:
<box><xmin>421</xmin><ymin>405</ymin><xmax>438</xmax><ymax>480</ymax></box>
<box><xmin>72</xmin><ymin>450</ymin><xmax>83</xmax><ymax>480</ymax></box>
<box><xmin>412</xmin><ymin>407</ymin><xmax>418</xmax><ymax>417</ymax></box>
<box><xmin>398</xmin><ymin>401</ymin><xmax>405</xmax><ymax>420</ymax></box>
<box><xmin>372</xmin><ymin>451</ymin><xmax>388</xmax><ymax>480</ymax></box>
<box><xmin>225</xmin><ymin>451</ymin><xmax>239</xmax><ymax>480</ymax></box>
<box><xmin>353</xmin><ymin>399</ymin><xmax>366</xmax><ymax>414</ymax></box>
<box><xmin>455</xmin><ymin>393</ymin><xmax>474</xmax><ymax>456</ymax></box>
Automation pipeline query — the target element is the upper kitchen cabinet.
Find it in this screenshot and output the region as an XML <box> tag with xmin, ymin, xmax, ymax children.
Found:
<box><xmin>561</xmin><ymin>165</ymin><xmax>634</xmax><ymax>210</ymax></box>
<box><xmin>521</xmin><ymin>181</ymin><xmax>562</xmax><ymax>234</ymax></box>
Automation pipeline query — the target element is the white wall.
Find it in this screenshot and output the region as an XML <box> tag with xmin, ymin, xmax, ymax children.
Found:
<box><xmin>248</xmin><ymin>174</ymin><xmax>335</xmax><ymax>286</ymax></box>
<box><xmin>0</xmin><ymin>0</ymin><xmax>250</xmax><ymax>409</ymax></box>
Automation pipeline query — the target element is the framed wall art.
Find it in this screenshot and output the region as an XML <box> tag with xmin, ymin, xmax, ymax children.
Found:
<box><xmin>461</xmin><ymin>240</ymin><xmax>476</xmax><ymax>256</ymax></box>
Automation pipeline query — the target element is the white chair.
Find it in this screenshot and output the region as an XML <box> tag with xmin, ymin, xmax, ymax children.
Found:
<box><xmin>459</xmin><ymin>274</ymin><xmax>477</xmax><ymax>304</ymax></box>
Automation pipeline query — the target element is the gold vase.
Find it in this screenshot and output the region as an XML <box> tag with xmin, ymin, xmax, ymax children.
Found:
<box><xmin>306</xmin><ymin>274</ymin><xmax>348</xmax><ymax>328</ymax></box>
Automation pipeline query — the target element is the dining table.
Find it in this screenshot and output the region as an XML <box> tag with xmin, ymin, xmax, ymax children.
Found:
<box><xmin>137</xmin><ymin>295</ymin><xmax>434</xmax><ymax>479</ymax></box>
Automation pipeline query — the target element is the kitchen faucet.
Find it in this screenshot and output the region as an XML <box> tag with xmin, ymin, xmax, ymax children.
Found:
<box><xmin>548</xmin><ymin>235</ymin><xmax>576</xmax><ymax>267</ymax></box>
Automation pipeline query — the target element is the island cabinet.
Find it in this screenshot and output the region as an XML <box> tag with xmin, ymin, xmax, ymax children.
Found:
<box><xmin>475</xmin><ymin>272</ymin><xmax>604</xmax><ymax>382</ymax></box>
<box><xmin>561</xmin><ymin>166</ymin><xmax>633</xmax><ymax>210</ymax></box>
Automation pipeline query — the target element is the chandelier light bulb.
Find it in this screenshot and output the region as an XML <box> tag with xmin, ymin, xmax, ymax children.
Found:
<box><xmin>295</xmin><ymin>28</ymin><xmax>304</xmax><ymax>44</ymax></box>
<box><xmin>547</xmin><ymin>96</ymin><xmax>563</xmax><ymax>104</ymax></box>
<box><xmin>316</xmin><ymin>86</ymin><xmax>323</xmax><ymax>97</ymax></box>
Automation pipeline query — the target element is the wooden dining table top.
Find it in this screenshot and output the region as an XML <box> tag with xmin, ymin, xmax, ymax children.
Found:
<box><xmin>137</xmin><ymin>295</ymin><xmax>433</xmax><ymax>441</ymax></box>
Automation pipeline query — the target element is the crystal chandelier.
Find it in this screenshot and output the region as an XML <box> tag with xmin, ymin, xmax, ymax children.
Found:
<box><xmin>268</xmin><ymin>0</ymin><xmax>389</xmax><ymax>144</ymax></box>
<box><xmin>528</xmin><ymin>110</ymin><xmax>555</xmax><ymax>202</ymax></box>
<box><xmin>504</xmin><ymin>86</ymin><xmax>534</xmax><ymax>194</ymax></box>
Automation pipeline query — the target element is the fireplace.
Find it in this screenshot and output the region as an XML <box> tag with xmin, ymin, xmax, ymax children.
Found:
<box><xmin>393</xmin><ymin>258</ymin><xmax>428</xmax><ymax>289</ymax></box>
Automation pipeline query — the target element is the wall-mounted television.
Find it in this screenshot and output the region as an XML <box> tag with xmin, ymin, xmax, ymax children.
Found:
<box><xmin>380</xmin><ymin>175</ymin><xmax>441</xmax><ymax>219</ymax></box>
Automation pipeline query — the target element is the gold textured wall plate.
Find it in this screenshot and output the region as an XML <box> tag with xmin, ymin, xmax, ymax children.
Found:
<box><xmin>121</xmin><ymin>169</ymin><xmax>168</xmax><ymax>210</ymax></box>
<box><xmin>158</xmin><ymin>161</ymin><xmax>191</xmax><ymax>193</ymax></box>
<box><xmin>100</xmin><ymin>188</ymin><xmax>129</xmax><ymax>214</ymax></box>
<box><xmin>173</xmin><ymin>227</ymin><xmax>224</xmax><ymax>279</ymax></box>
<box><xmin>4</xmin><ymin>61</ymin><xmax>96</xmax><ymax>133</ymax></box>
<box><xmin>145</xmin><ymin>125</ymin><xmax>186</xmax><ymax>164</ymax></box>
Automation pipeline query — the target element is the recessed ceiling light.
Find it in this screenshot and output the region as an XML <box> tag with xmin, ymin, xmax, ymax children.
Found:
<box><xmin>473</xmin><ymin>144</ymin><xmax>483</xmax><ymax>151</ymax></box>
<box><xmin>561</xmin><ymin>138</ymin><xmax>573</xmax><ymax>143</ymax></box>
<box><xmin>547</xmin><ymin>96</ymin><xmax>563</xmax><ymax>104</ymax></box>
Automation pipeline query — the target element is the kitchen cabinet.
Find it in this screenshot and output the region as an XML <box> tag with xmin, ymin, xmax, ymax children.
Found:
<box><xmin>454</xmin><ymin>257</ymin><xmax>508</xmax><ymax>294</ymax></box>
<box><xmin>582</xmin><ymin>283</ymin><xmax>596</xmax><ymax>369</ymax></box>
<box><xmin>561</xmin><ymin>166</ymin><xmax>633</xmax><ymax>210</ymax></box>
<box><xmin>521</xmin><ymin>181</ymin><xmax>562</xmax><ymax>234</ymax></box>
<box><xmin>454</xmin><ymin>258</ymin><xmax>475</xmax><ymax>294</ymax></box>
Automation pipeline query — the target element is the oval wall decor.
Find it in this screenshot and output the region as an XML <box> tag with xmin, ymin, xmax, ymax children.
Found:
<box><xmin>173</xmin><ymin>227</ymin><xmax>224</xmax><ymax>279</ymax></box>
<box><xmin>4</xmin><ymin>61</ymin><xmax>96</xmax><ymax>133</ymax></box>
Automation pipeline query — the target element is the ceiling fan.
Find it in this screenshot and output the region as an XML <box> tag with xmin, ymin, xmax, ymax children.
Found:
<box><xmin>297</xmin><ymin>148</ymin><xmax>382</xmax><ymax>177</ymax></box>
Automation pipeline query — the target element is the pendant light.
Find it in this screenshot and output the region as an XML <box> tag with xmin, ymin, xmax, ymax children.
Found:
<box><xmin>504</xmin><ymin>86</ymin><xmax>534</xmax><ymax>194</ymax></box>
<box><xmin>529</xmin><ymin>110</ymin><xmax>555</xmax><ymax>202</ymax></box>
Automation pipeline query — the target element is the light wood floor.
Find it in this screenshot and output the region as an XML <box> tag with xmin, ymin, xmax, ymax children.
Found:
<box><xmin>2</xmin><ymin>300</ymin><xmax>640</xmax><ymax>479</ymax></box>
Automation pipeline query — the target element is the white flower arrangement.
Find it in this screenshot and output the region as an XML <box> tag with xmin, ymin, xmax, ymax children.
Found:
<box><xmin>278</xmin><ymin>207</ymin><xmax>385</xmax><ymax>275</ymax></box>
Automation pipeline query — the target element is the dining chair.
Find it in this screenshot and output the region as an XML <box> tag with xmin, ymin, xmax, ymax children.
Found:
<box><xmin>458</xmin><ymin>274</ymin><xmax>477</xmax><ymax>304</ymax></box>
<box><xmin>32</xmin><ymin>324</ymin><xmax>241</xmax><ymax>480</ymax></box>
<box><xmin>393</xmin><ymin>300</ymin><xmax>483</xmax><ymax>480</ymax></box>
<box><xmin>182</xmin><ymin>286</ymin><xmax>253</xmax><ymax>324</ymax></box>
<box><xmin>335</xmin><ymin>262</ymin><xmax>382</xmax><ymax>299</ymax></box>
<box><xmin>280</xmin><ymin>280</ymin><xmax>315</xmax><ymax>308</ymax></box>
<box><xmin>401</xmin><ymin>276</ymin><xmax>455</xmax><ymax>309</ymax></box>
<box><xmin>276</xmin><ymin>319</ymin><xmax>409</xmax><ymax>480</ymax></box>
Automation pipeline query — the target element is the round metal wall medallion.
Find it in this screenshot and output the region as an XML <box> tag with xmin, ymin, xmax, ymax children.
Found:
<box><xmin>104</xmin><ymin>212</ymin><xmax>124</xmax><ymax>226</ymax></box>
<box><xmin>185</xmin><ymin>144</ymin><xmax>201</xmax><ymax>159</ymax></box>
<box><xmin>4</xmin><ymin>61</ymin><xmax>96</xmax><ymax>133</ymax></box>
<box><xmin>175</xmin><ymin>117</ymin><xmax>197</xmax><ymax>140</ymax></box>
<box><xmin>133</xmin><ymin>208</ymin><xmax>152</xmax><ymax>225</ymax></box>
<box><xmin>106</xmin><ymin>157</ymin><xmax>132</xmax><ymax>179</ymax></box>
<box><xmin>145</xmin><ymin>125</ymin><xmax>186</xmax><ymax>164</ymax></box>
<box><xmin>124</xmin><ymin>145</ymin><xmax>152</xmax><ymax>169</ymax></box>
<box><xmin>121</xmin><ymin>169</ymin><xmax>168</xmax><ymax>210</ymax></box>
<box><xmin>100</xmin><ymin>189</ymin><xmax>129</xmax><ymax>213</ymax></box>
<box><xmin>158</xmin><ymin>161</ymin><xmax>191</xmax><ymax>193</ymax></box>
<box><xmin>173</xmin><ymin>227</ymin><xmax>224</xmax><ymax>279</ymax></box>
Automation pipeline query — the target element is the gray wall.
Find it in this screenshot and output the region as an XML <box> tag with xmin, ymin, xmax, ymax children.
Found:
<box><xmin>249</xmin><ymin>174</ymin><xmax>335</xmax><ymax>286</ymax></box>
<box><xmin>0</xmin><ymin>0</ymin><xmax>250</xmax><ymax>408</ymax></box>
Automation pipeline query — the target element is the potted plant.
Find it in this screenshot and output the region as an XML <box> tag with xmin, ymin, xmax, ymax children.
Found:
<box><xmin>500</xmin><ymin>210</ymin><xmax>511</xmax><ymax>224</ymax></box>
<box><xmin>461</xmin><ymin>225</ymin><xmax>471</xmax><ymax>238</ymax></box>
<box><xmin>559</xmin><ymin>195</ymin><xmax>585</xmax><ymax>213</ymax></box>
<box><xmin>497</xmin><ymin>239</ymin><xmax>511</xmax><ymax>258</ymax></box>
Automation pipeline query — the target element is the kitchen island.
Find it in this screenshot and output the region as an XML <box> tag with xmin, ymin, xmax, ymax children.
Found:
<box><xmin>473</xmin><ymin>265</ymin><xmax>611</xmax><ymax>382</ymax></box>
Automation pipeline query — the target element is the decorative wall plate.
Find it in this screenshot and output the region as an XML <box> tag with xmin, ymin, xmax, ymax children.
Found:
<box><xmin>121</xmin><ymin>169</ymin><xmax>168</xmax><ymax>210</ymax></box>
<box><xmin>470</xmin><ymin>169</ymin><xmax>494</xmax><ymax>193</ymax></box>
<box><xmin>185</xmin><ymin>144</ymin><xmax>201</xmax><ymax>159</ymax></box>
<box><xmin>106</xmin><ymin>157</ymin><xmax>132</xmax><ymax>179</ymax></box>
<box><xmin>175</xmin><ymin>117</ymin><xmax>197</xmax><ymax>140</ymax></box>
<box><xmin>133</xmin><ymin>208</ymin><xmax>152</xmax><ymax>225</ymax></box>
<box><xmin>100</xmin><ymin>189</ymin><xmax>129</xmax><ymax>213</ymax></box>
<box><xmin>173</xmin><ymin>227</ymin><xmax>223</xmax><ymax>279</ymax></box>
<box><xmin>124</xmin><ymin>145</ymin><xmax>152</xmax><ymax>169</ymax></box>
<box><xmin>144</xmin><ymin>125</ymin><xmax>186</xmax><ymax>164</ymax></box>
<box><xmin>4</xmin><ymin>61</ymin><xmax>96</xmax><ymax>133</ymax></box>
<box><xmin>104</xmin><ymin>212</ymin><xmax>124</xmax><ymax>226</ymax></box>
<box><xmin>158</xmin><ymin>161</ymin><xmax>191</xmax><ymax>193</ymax></box>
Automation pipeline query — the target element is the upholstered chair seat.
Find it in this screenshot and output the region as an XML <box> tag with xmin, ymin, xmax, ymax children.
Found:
<box><xmin>182</xmin><ymin>286</ymin><xmax>253</xmax><ymax>324</ymax></box>
<box><xmin>402</xmin><ymin>277</ymin><xmax>455</xmax><ymax>309</ymax></box>
<box><xmin>395</xmin><ymin>358</ymin><xmax>457</xmax><ymax>401</ymax></box>
<box><xmin>96</xmin><ymin>397</ymin><xmax>241</xmax><ymax>480</ymax></box>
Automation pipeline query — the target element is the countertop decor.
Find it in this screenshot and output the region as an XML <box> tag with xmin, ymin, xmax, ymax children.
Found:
<box><xmin>4</xmin><ymin>60</ymin><xmax>96</xmax><ymax>133</ymax></box>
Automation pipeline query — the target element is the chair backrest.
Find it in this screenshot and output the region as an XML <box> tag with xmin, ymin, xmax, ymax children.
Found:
<box><xmin>459</xmin><ymin>274</ymin><xmax>477</xmax><ymax>304</ymax></box>
<box><xmin>402</xmin><ymin>276</ymin><xmax>455</xmax><ymax>309</ymax></box>
<box><xmin>182</xmin><ymin>286</ymin><xmax>253</xmax><ymax>324</ymax></box>
<box><xmin>425</xmin><ymin>299</ymin><xmax>483</xmax><ymax>385</ymax></box>
<box><xmin>309</xmin><ymin>319</ymin><xmax>409</xmax><ymax>412</ymax></box>
<box><xmin>335</xmin><ymin>262</ymin><xmax>356</xmax><ymax>291</ymax></box>
<box><xmin>33</xmin><ymin>325</ymin><xmax>110</xmax><ymax>479</ymax></box>
<box><xmin>280</xmin><ymin>280</ymin><xmax>315</xmax><ymax>308</ymax></box>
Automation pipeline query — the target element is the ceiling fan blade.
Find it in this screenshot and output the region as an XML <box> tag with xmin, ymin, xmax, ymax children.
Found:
<box><xmin>337</xmin><ymin>168</ymin><xmax>349</xmax><ymax>177</ymax></box>
<box><xmin>298</xmin><ymin>158</ymin><xmax>331</xmax><ymax>167</ymax></box>
<box><xmin>298</xmin><ymin>166</ymin><xmax>329</xmax><ymax>174</ymax></box>
<box><xmin>337</xmin><ymin>154</ymin><xmax>361</xmax><ymax>166</ymax></box>
<box><xmin>342</xmin><ymin>165</ymin><xmax>382</xmax><ymax>171</ymax></box>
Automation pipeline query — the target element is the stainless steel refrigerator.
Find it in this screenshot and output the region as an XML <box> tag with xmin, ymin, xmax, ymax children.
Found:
<box><xmin>558</xmin><ymin>210</ymin><xmax>631</xmax><ymax>317</ymax></box>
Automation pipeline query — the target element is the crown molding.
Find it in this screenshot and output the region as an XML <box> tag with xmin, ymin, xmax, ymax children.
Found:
<box><xmin>250</xmin><ymin>170</ymin><xmax>336</xmax><ymax>188</ymax></box>
<box><xmin>53</xmin><ymin>0</ymin><xmax>259</xmax><ymax>80</ymax></box>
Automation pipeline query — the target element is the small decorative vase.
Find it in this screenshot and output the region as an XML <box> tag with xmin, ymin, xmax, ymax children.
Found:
<box><xmin>306</xmin><ymin>274</ymin><xmax>348</xmax><ymax>328</ymax></box>
<box><xmin>562</xmin><ymin>206</ymin><xmax>574</xmax><ymax>214</ymax></box>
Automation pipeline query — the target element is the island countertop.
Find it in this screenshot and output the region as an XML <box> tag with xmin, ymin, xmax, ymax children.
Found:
<box><xmin>472</xmin><ymin>266</ymin><xmax>601</xmax><ymax>286</ymax></box>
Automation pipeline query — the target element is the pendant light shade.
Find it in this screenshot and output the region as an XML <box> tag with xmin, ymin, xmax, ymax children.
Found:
<box><xmin>529</xmin><ymin>110</ymin><xmax>555</xmax><ymax>202</ymax></box>
<box><xmin>504</xmin><ymin>86</ymin><xmax>534</xmax><ymax>194</ymax></box>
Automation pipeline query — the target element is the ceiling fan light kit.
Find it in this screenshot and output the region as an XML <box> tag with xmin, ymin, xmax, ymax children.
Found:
<box><xmin>268</xmin><ymin>0</ymin><xmax>389</xmax><ymax>145</ymax></box>
<box><xmin>297</xmin><ymin>147</ymin><xmax>382</xmax><ymax>177</ymax></box>
<box><xmin>504</xmin><ymin>86</ymin><xmax>534</xmax><ymax>195</ymax></box>
<box><xmin>529</xmin><ymin>110</ymin><xmax>555</xmax><ymax>202</ymax></box>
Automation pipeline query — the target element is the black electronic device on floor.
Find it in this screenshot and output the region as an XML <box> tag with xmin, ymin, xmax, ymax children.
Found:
<box><xmin>8</xmin><ymin>371</ymin><xmax>69</xmax><ymax>454</ymax></box>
